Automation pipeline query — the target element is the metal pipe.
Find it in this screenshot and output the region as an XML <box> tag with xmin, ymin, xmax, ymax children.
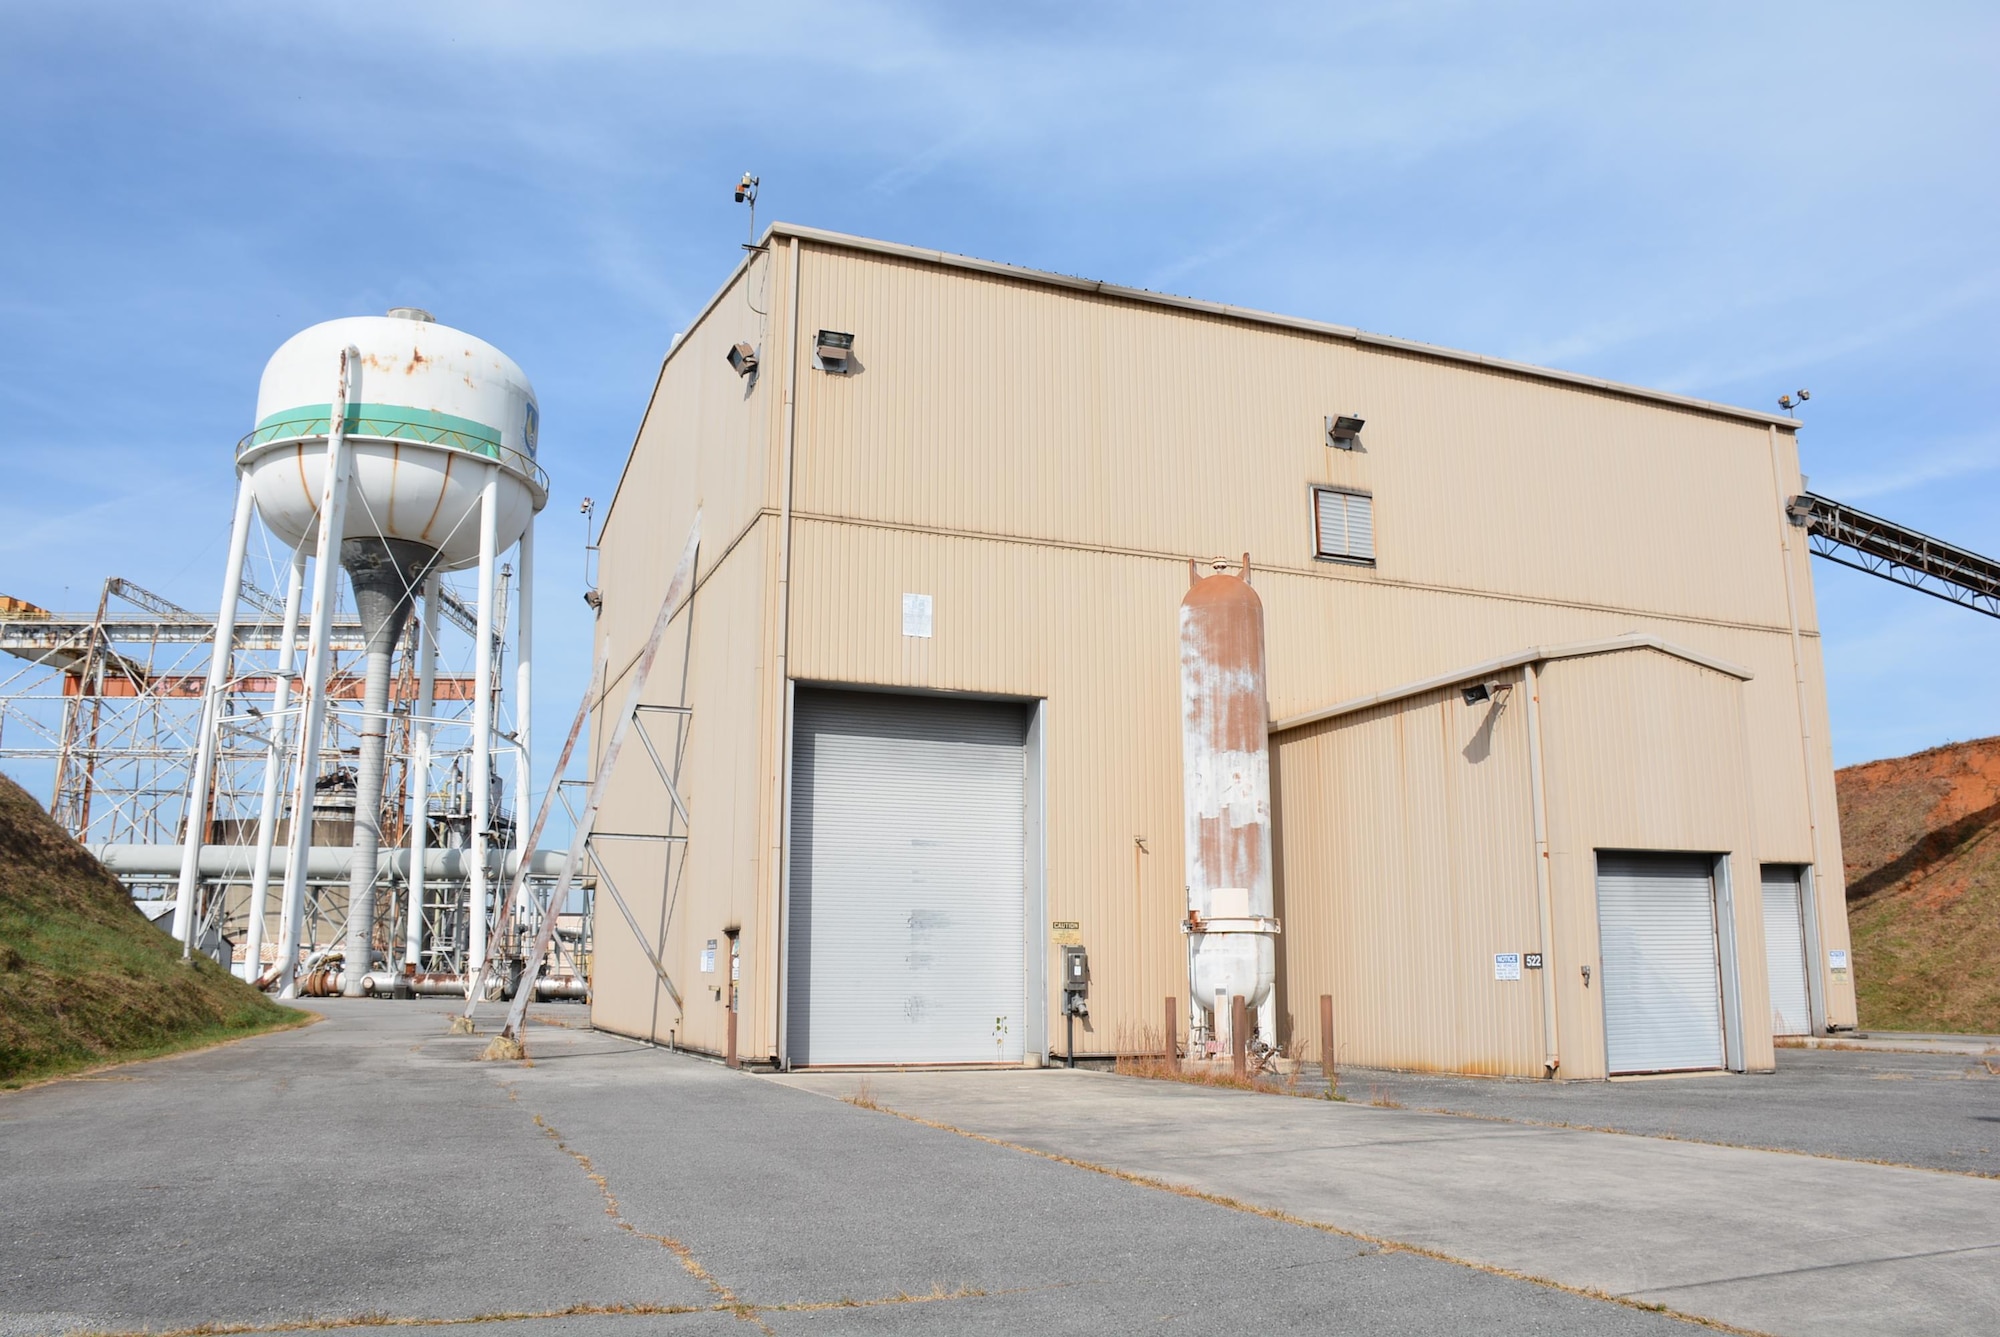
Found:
<box><xmin>275</xmin><ymin>346</ymin><xmax>359</xmax><ymax>997</ymax></box>
<box><xmin>772</xmin><ymin>235</ymin><xmax>803</xmax><ymax>1069</ymax></box>
<box><xmin>1768</xmin><ymin>424</ymin><xmax>1831</xmax><ymax>1030</ymax></box>
<box><xmin>340</xmin><ymin>539</ymin><xmax>433</xmax><ymax>996</ymax></box>
<box><xmin>513</xmin><ymin>518</ymin><xmax>533</xmax><ymax>939</ymax></box>
<box><xmin>1164</xmin><ymin>995</ymin><xmax>1178</xmax><ymax>1072</ymax></box>
<box><xmin>1524</xmin><ymin>660</ymin><xmax>1561</xmax><ymax>1075</ymax></box>
<box><xmin>1231</xmin><ymin>995</ymin><xmax>1248</xmax><ymax>1079</ymax></box>
<box><xmin>172</xmin><ymin>473</ymin><xmax>257</xmax><ymax>954</ymax></box>
<box><xmin>405</xmin><ymin>572</ymin><xmax>439</xmax><ymax>971</ymax></box>
<box><xmin>468</xmin><ymin>465</ymin><xmax>501</xmax><ymax>979</ymax></box>
<box><xmin>241</xmin><ymin>548</ymin><xmax>306</xmax><ymax>980</ymax></box>
<box><xmin>92</xmin><ymin>843</ymin><xmax>580</xmax><ymax>879</ymax></box>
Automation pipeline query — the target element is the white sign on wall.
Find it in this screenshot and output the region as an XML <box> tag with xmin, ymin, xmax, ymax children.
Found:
<box><xmin>1494</xmin><ymin>952</ymin><xmax>1522</xmax><ymax>981</ymax></box>
<box><xmin>902</xmin><ymin>593</ymin><xmax>934</xmax><ymax>638</ymax></box>
<box><xmin>701</xmin><ymin>940</ymin><xmax>717</xmax><ymax>973</ymax></box>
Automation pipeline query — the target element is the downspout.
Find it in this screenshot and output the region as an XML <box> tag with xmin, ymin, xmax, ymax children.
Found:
<box><xmin>1767</xmin><ymin>424</ymin><xmax>1829</xmax><ymax>1031</ymax></box>
<box><xmin>772</xmin><ymin>235</ymin><xmax>803</xmax><ymax>1068</ymax></box>
<box><xmin>1523</xmin><ymin>660</ymin><xmax>1561</xmax><ymax>1075</ymax></box>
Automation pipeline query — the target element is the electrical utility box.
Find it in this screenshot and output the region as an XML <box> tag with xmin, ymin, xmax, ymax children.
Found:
<box><xmin>1062</xmin><ymin>945</ymin><xmax>1089</xmax><ymax>995</ymax></box>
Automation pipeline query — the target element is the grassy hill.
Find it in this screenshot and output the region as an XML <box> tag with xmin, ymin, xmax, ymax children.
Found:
<box><xmin>1838</xmin><ymin>736</ymin><xmax>2000</xmax><ymax>1034</ymax></box>
<box><xmin>0</xmin><ymin>772</ymin><xmax>304</xmax><ymax>1086</ymax></box>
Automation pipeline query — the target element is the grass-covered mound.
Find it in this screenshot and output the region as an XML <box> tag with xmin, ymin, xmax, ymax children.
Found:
<box><xmin>0</xmin><ymin>772</ymin><xmax>304</xmax><ymax>1086</ymax></box>
<box><xmin>1837</xmin><ymin>736</ymin><xmax>2000</xmax><ymax>1034</ymax></box>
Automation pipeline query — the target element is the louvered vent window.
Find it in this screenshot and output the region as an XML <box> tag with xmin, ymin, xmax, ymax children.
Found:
<box><xmin>1313</xmin><ymin>487</ymin><xmax>1375</xmax><ymax>565</ymax></box>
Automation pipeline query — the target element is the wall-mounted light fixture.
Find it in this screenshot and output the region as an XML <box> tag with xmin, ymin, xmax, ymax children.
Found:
<box><xmin>814</xmin><ymin>329</ymin><xmax>854</xmax><ymax>373</ymax></box>
<box><xmin>1461</xmin><ymin>680</ymin><xmax>1510</xmax><ymax>706</ymax></box>
<box><xmin>727</xmin><ymin>342</ymin><xmax>759</xmax><ymax>377</ymax></box>
<box><xmin>1326</xmin><ymin>414</ymin><xmax>1365</xmax><ymax>450</ymax></box>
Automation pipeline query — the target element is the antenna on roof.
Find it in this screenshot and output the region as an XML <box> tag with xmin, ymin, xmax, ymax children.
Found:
<box><xmin>734</xmin><ymin>172</ymin><xmax>761</xmax><ymax>250</ymax></box>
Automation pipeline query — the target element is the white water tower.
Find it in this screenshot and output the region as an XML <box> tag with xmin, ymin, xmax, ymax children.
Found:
<box><xmin>171</xmin><ymin>309</ymin><xmax>548</xmax><ymax>996</ymax></box>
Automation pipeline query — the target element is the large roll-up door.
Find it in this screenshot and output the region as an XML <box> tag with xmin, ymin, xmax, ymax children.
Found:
<box><xmin>1596</xmin><ymin>853</ymin><xmax>1726</xmax><ymax>1074</ymax></box>
<box><xmin>788</xmin><ymin>689</ymin><xmax>1027</xmax><ymax>1066</ymax></box>
<box><xmin>1760</xmin><ymin>866</ymin><xmax>1812</xmax><ymax>1037</ymax></box>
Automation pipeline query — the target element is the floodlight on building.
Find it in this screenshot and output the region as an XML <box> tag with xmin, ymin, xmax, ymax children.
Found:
<box><xmin>1461</xmin><ymin>681</ymin><xmax>1510</xmax><ymax>706</ymax></box>
<box><xmin>727</xmin><ymin>343</ymin><xmax>759</xmax><ymax>377</ymax></box>
<box><xmin>734</xmin><ymin>173</ymin><xmax>758</xmax><ymax>205</ymax></box>
<box><xmin>1326</xmin><ymin>414</ymin><xmax>1365</xmax><ymax>449</ymax></box>
<box><xmin>815</xmin><ymin>330</ymin><xmax>854</xmax><ymax>373</ymax></box>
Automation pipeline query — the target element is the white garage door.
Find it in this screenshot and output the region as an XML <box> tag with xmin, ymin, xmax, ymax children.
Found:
<box><xmin>787</xmin><ymin>689</ymin><xmax>1027</xmax><ymax>1066</ymax></box>
<box><xmin>1761</xmin><ymin>866</ymin><xmax>1812</xmax><ymax>1037</ymax></box>
<box><xmin>1597</xmin><ymin>853</ymin><xmax>1726</xmax><ymax>1074</ymax></box>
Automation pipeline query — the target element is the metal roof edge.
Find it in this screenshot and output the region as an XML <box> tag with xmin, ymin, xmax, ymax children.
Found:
<box><xmin>767</xmin><ymin>222</ymin><xmax>1798</xmax><ymax>431</ymax></box>
<box><xmin>1269</xmin><ymin>634</ymin><xmax>1754</xmax><ymax>733</ymax></box>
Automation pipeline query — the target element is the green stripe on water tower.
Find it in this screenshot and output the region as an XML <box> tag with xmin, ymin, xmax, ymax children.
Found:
<box><xmin>249</xmin><ymin>403</ymin><xmax>509</xmax><ymax>458</ymax></box>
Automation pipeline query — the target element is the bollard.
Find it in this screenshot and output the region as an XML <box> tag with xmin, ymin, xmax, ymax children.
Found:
<box><xmin>1231</xmin><ymin>995</ymin><xmax>1248</xmax><ymax>1079</ymax></box>
<box><xmin>1165</xmin><ymin>996</ymin><xmax>1179</xmax><ymax>1072</ymax></box>
<box><xmin>726</xmin><ymin>992</ymin><xmax>739</xmax><ymax>1069</ymax></box>
<box><xmin>1320</xmin><ymin>994</ymin><xmax>1335</xmax><ymax>1086</ymax></box>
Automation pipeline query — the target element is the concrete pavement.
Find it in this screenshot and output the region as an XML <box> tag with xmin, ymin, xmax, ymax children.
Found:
<box><xmin>773</xmin><ymin>1065</ymin><xmax>2000</xmax><ymax>1337</ymax></box>
<box><xmin>2</xmin><ymin>1000</ymin><xmax>1698</xmax><ymax>1336</ymax></box>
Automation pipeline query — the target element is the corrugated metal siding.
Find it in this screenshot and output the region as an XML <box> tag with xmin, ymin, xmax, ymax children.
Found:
<box><xmin>590</xmin><ymin>237</ymin><xmax>1845</xmax><ymax>1064</ymax></box>
<box><xmin>589</xmin><ymin>255</ymin><xmax>789</xmax><ymax>1055</ymax></box>
<box><xmin>1272</xmin><ymin>672</ymin><xmax>1544</xmax><ymax>1075</ymax></box>
<box><xmin>790</xmin><ymin>244</ymin><xmax>1794</xmax><ymax>631</ymax></box>
<box><xmin>1536</xmin><ymin>650</ymin><xmax>1773</xmax><ymax>1078</ymax></box>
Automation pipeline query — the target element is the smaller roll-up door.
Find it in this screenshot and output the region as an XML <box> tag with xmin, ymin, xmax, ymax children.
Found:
<box><xmin>1761</xmin><ymin>866</ymin><xmax>1812</xmax><ymax>1037</ymax></box>
<box><xmin>1597</xmin><ymin>853</ymin><xmax>1726</xmax><ymax>1074</ymax></box>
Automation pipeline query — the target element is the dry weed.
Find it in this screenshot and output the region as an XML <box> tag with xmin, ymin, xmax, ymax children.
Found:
<box><xmin>845</xmin><ymin>1077</ymin><xmax>880</xmax><ymax>1110</ymax></box>
<box><xmin>478</xmin><ymin>1034</ymin><xmax>525</xmax><ymax>1062</ymax></box>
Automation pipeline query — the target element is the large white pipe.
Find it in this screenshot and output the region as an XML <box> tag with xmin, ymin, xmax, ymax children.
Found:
<box><xmin>240</xmin><ymin>549</ymin><xmax>307</xmax><ymax>980</ymax></box>
<box><xmin>467</xmin><ymin>465</ymin><xmax>501</xmax><ymax>976</ymax></box>
<box><xmin>275</xmin><ymin>347</ymin><xmax>358</xmax><ymax>998</ymax></box>
<box><xmin>96</xmin><ymin>843</ymin><xmax>578</xmax><ymax>880</ymax></box>
<box><xmin>171</xmin><ymin>473</ymin><xmax>257</xmax><ymax>954</ymax></box>
<box><xmin>405</xmin><ymin>572</ymin><xmax>439</xmax><ymax>970</ymax></box>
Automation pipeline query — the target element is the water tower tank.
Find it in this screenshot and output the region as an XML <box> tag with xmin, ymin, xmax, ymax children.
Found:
<box><xmin>238</xmin><ymin>310</ymin><xmax>546</xmax><ymax>568</ymax></box>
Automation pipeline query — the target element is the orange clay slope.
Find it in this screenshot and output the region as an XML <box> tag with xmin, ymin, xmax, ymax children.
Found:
<box><xmin>1838</xmin><ymin>735</ymin><xmax>2000</xmax><ymax>1034</ymax></box>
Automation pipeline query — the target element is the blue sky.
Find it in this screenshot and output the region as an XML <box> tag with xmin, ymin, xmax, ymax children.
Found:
<box><xmin>1</xmin><ymin>0</ymin><xmax>1996</xmax><ymax>790</ymax></box>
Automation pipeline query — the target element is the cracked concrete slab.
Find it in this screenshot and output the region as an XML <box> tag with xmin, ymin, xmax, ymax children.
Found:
<box><xmin>1</xmin><ymin>1000</ymin><xmax>1705</xmax><ymax>1336</ymax></box>
<box><xmin>770</xmin><ymin>1066</ymin><xmax>2000</xmax><ymax>1336</ymax></box>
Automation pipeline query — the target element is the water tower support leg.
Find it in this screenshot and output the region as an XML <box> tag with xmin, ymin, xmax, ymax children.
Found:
<box><xmin>243</xmin><ymin>548</ymin><xmax>306</xmax><ymax>980</ymax></box>
<box><xmin>171</xmin><ymin>473</ymin><xmax>256</xmax><ymax>956</ymax></box>
<box><xmin>467</xmin><ymin>465</ymin><xmax>501</xmax><ymax>984</ymax></box>
<box><xmin>512</xmin><ymin>520</ymin><xmax>533</xmax><ymax>935</ymax></box>
<box><xmin>405</xmin><ymin>572</ymin><xmax>438</xmax><ymax>971</ymax></box>
<box><xmin>275</xmin><ymin>347</ymin><xmax>358</xmax><ymax>997</ymax></box>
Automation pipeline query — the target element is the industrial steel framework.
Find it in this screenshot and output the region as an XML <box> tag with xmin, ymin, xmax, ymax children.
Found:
<box><xmin>1789</xmin><ymin>492</ymin><xmax>2000</xmax><ymax>619</ymax></box>
<box><xmin>0</xmin><ymin>565</ymin><xmax>524</xmax><ymax>980</ymax></box>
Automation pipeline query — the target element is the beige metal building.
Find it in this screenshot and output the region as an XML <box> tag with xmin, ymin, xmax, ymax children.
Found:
<box><xmin>586</xmin><ymin>222</ymin><xmax>1853</xmax><ymax>1079</ymax></box>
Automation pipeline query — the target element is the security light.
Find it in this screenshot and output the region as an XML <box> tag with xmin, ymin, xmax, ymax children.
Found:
<box><xmin>1461</xmin><ymin>684</ymin><xmax>1491</xmax><ymax>705</ymax></box>
<box><xmin>733</xmin><ymin>173</ymin><xmax>759</xmax><ymax>204</ymax></box>
<box><xmin>1326</xmin><ymin>414</ymin><xmax>1365</xmax><ymax>449</ymax></box>
<box><xmin>727</xmin><ymin>342</ymin><xmax>759</xmax><ymax>377</ymax></box>
<box><xmin>815</xmin><ymin>329</ymin><xmax>854</xmax><ymax>372</ymax></box>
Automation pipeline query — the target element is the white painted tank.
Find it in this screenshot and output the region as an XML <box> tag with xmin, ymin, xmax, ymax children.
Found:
<box><xmin>1180</xmin><ymin>556</ymin><xmax>1279</xmax><ymax>1033</ymax></box>
<box><xmin>238</xmin><ymin>311</ymin><xmax>545</xmax><ymax>569</ymax></box>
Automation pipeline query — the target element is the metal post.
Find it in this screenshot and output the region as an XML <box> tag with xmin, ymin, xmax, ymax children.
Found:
<box><xmin>405</xmin><ymin>571</ymin><xmax>438</xmax><ymax>971</ymax></box>
<box><xmin>242</xmin><ymin>549</ymin><xmax>306</xmax><ymax>980</ymax></box>
<box><xmin>467</xmin><ymin>464</ymin><xmax>500</xmax><ymax>982</ymax></box>
<box><xmin>512</xmin><ymin>520</ymin><xmax>534</xmax><ymax>950</ymax></box>
<box><xmin>1164</xmin><ymin>995</ymin><xmax>1178</xmax><ymax>1072</ymax></box>
<box><xmin>1319</xmin><ymin>993</ymin><xmax>1336</xmax><ymax>1087</ymax></box>
<box><xmin>171</xmin><ymin>472</ymin><xmax>257</xmax><ymax>956</ymax></box>
<box><xmin>1524</xmin><ymin>660</ymin><xmax>1561</xmax><ymax>1075</ymax></box>
<box><xmin>1066</xmin><ymin>1008</ymin><xmax>1075</xmax><ymax>1069</ymax></box>
<box><xmin>274</xmin><ymin>347</ymin><xmax>359</xmax><ymax>997</ymax></box>
<box><xmin>1231</xmin><ymin>995</ymin><xmax>1248</xmax><ymax>1079</ymax></box>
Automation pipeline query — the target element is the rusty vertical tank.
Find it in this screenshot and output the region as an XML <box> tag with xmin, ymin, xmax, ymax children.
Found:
<box><xmin>1179</xmin><ymin>555</ymin><xmax>1281</xmax><ymax>1051</ymax></box>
